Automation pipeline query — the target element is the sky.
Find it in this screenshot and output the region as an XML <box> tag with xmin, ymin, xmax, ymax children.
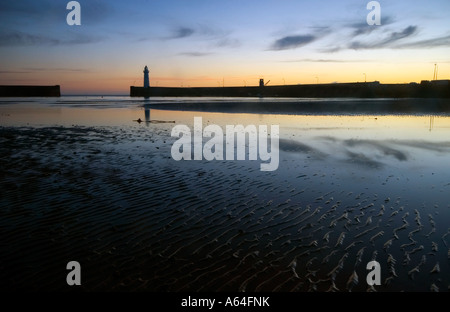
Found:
<box><xmin>0</xmin><ymin>0</ymin><xmax>449</xmax><ymax>95</ymax></box>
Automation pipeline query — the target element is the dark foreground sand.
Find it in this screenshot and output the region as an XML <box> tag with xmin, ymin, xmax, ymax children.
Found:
<box><xmin>0</xmin><ymin>123</ymin><xmax>449</xmax><ymax>291</ymax></box>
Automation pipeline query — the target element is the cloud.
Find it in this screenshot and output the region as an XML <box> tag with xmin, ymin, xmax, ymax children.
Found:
<box><xmin>165</xmin><ymin>24</ymin><xmax>240</xmax><ymax>49</ymax></box>
<box><xmin>351</xmin><ymin>23</ymin><xmax>377</xmax><ymax>37</ymax></box>
<box><xmin>349</xmin><ymin>25</ymin><xmax>418</xmax><ymax>50</ymax></box>
<box><xmin>282</xmin><ymin>58</ymin><xmax>372</xmax><ymax>63</ymax></box>
<box><xmin>396</xmin><ymin>34</ymin><xmax>450</xmax><ymax>49</ymax></box>
<box><xmin>0</xmin><ymin>31</ymin><xmax>59</xmax><ymax>46</ymax></box>
<box><xmin>179</xmin><ymin>52</ymin><xmax>213</xmax><ymax>57</ymax></box>
<box><xmin>0</xmin><ymin>30</ymin><xmax>103</xmax><ymax>46</ymax></box>
<box><xmin>167</xmin><ymin>25</ymin><xmax>228</xmax><ymax>40</ymax></box>
<box><xmin>382</xmin><ymin>26</ymin><xmax>418</xmax><ymax>45</ymax></box>
<box><xmin>320</xmin><ymin>46</ymin><xmax>345</xmax><ymax>53</ymax></box>
<box><xmin>0</xmin><ymin>67</ymin><xmax>90</xmax><ymax>74</ymax></box>
<box><xmin>350</xmin><ymin>16</ymin><xmax>394</xmax><ymax>36</ymax></box>
<box><xmin>23</xmin><ymin>67</ymin><xmax>90</xmax><ymax>72</ymax></box>
<box><xmin>0</xmin><ymin>70</ymin><xmax>31</xmax><ymax>74</ymax></box>
<box><xmin>169</xmin><ymin>27</ymin><xmax>195</xmax><ymax>39</ymax></box>
<box><xmin>214</xmin><ymin>37</ymin><xmax>241</xmax><ymax>48</ymax></box>
<box><xmin>270</xmin><ymin>35</ymin><xmax>316</xmax><ymax>51</ymax></box>
<box><xmin>322</xmin><ymin>21</ymin><xmax>425</xmax><ymax>52</ymax></box>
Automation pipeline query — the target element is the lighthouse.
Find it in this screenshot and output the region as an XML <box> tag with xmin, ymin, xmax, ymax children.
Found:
<box><xmin>143</xmin><ymin>66</ymin><xmax>150</xmax><ymax>88</ymax></box>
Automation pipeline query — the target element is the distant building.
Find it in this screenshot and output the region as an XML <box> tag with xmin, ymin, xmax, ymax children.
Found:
<box><xmin>143</xmin><ymin>66</ymin><xmax>150</xmax><ymax>88</ymax></box>
<box><xmin>431</xmin><ymin>80</ymin><xmax>450</xmax><ymax>86</ymax></box>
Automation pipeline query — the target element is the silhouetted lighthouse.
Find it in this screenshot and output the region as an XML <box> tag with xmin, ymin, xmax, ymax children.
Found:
<box><xmin>143</xmin><ymin>66</ymin><xmax>150</xmax><ymax>88</ymax></box>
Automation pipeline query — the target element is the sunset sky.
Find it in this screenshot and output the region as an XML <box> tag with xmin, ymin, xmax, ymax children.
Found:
<box><xmin>0</xmin><ymin>0</ymin><xmax>449</xmax><ymax>95</ymax></box>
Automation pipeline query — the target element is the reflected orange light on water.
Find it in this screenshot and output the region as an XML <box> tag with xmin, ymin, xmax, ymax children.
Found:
<box><xmin>1</xmin><ymin>100</ymin><xmax>450</xmax><ymax>144</ymax></box>
<box><xmin>150</xmin><ymin>109</ymin><xmax>450</xmax><ymax>142</ymax></box>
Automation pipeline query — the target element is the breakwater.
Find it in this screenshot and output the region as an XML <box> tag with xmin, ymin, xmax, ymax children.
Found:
<box><xmin>0</xmin><ymin>85</ymin><xmax>61</xmax><ymax>97</ymax></box>
<box><xmin>131</xmin><ymin>81</ymin><xmax>450</xmax><ymax>98</ymax></box>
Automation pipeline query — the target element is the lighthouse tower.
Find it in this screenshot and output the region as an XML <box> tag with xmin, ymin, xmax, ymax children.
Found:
<box><xmin>143</xmin><ymin>66</ymin><xmax>150</xmax><ymax>88</ymax></box>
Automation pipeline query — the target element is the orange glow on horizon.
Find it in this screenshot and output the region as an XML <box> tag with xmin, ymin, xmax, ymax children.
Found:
<box><xmin>0</xmin><ymin>62</ymin><xmax>448</xmax><ymax>94</ymax></box>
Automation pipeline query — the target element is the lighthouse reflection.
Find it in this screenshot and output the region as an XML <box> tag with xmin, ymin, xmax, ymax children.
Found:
<box><xmin>139</xmin><ymin>103</ymin><xmax>176</xmax><ymax>126</ymax></box>
<box><xmin>143</xmin><ymin>103</ymin><xmax>151</xmax><ymax>126</ymax></box>
<box><xmin>145</xmin><ymin>106</ymin><xmax>150</xmax><ymax>125</ymax></box>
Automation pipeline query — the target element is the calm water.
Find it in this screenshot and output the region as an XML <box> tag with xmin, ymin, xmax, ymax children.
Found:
<box><xmin>1</xmin><ymin>96</ymin><xmax>449</xmax><ymax>291</ymax></box>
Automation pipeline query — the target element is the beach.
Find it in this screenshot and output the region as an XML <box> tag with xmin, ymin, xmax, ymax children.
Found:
<box><xmin>1</xmin><ymin>97</ymin><xmax>449</xmax><ymax>291</ymax></box>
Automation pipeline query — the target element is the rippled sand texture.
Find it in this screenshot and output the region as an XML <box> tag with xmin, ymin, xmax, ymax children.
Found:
<box><xmin>0</xmin><ymin>124</ymin><xmax>449</xmax><ymax>291</ymax></box>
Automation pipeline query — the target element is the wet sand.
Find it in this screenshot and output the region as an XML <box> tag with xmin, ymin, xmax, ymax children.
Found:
<box><xmin>1</xmin><ymin>99</ymin><xmax>450</xmax><ymax>292</ymax></box>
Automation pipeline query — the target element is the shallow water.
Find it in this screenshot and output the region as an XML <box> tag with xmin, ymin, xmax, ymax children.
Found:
<box><xmin>0</xmin><ymin>97</ymin><xmax>449</xmax><ymax>291</ymax></box>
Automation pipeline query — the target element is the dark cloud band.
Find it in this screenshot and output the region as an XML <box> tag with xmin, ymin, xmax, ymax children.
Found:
<box><xmin>270</xmin><ymin>35</ymin><xmax>316</xmax><ymax>51</ymax></box>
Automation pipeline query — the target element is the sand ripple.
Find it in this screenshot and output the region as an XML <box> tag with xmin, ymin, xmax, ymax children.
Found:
<box><xmin>0</xmin><ymin>125</ymin><xmax>449</xmax><ymax>291</ymax></box>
